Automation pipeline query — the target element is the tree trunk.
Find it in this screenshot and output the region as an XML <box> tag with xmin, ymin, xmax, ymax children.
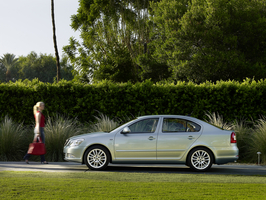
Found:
<box><xmin>51</xmin><ymin>0</ymin><xmax>61</xmax><ymax>82</ymax></box>
<box><xmin>6</xmin><ymin>70</ymin><xmax>11</xmax><ymax>82</ymax></box>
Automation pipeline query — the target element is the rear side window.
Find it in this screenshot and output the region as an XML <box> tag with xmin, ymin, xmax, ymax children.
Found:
<box><xmin>162</xmin><ymin>118</ymin><xmax>201</xmax><ymax>132</ymax></box>
<box><xmin>187</xmin><ymin>121</ymin><xmax>201</xmax><ymax>132</ymax></box>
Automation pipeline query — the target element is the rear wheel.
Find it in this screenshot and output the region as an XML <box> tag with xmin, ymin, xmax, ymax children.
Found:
<box><xmin>188</xmin><ymin>147</ymin><xmax>213</xmax><ymax>172</ymax></box>
<box><xmin>84</xmin><ymin>146</ymin><xmax>110</xmax><ymax>170</ymax></box>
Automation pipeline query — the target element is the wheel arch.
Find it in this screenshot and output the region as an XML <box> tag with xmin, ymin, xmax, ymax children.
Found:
<box><xmin>82</xmin><ymin>144</ymin><xmax>112</xmax><ymax>164</ymax></box>
<box><xmin>186</xmin><ymin>146</ymin><xmax>216</xmax><ymax>165</ymax></box>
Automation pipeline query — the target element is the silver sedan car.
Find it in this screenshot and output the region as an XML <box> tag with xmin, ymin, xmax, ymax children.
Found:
<box><xmin>63</xmin><ymin>115</ymin><xmax>239</xmax><ymax>172</ymax></box>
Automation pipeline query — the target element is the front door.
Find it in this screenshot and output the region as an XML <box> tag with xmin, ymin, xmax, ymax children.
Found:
<box><xmin>114</xmin><ymin>118</ymin><xmax>159</xmax><ymax>162</ymax></box>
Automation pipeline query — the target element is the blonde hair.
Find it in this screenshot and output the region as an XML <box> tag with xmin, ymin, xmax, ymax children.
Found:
<box><xmin>33</xmin><ymin>102</ymin><xmax>44</xmax><ymax>115</ymax></box>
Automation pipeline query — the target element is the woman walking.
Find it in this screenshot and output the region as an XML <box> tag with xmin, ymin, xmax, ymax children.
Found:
<box><xmin>24</xmin><ymin>102</ymin><xmax>48</xmax><ymax>164</ymax></box>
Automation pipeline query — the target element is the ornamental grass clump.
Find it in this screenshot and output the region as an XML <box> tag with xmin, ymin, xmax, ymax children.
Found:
<box><xmin>204</xmin><ymin>111</ymin><xmax>232</xmax><ymax>130</ymax></box>
<box><xmin>230</xmin><ymin>119</ymin><xmax>253</xmax><ymax>162</ymax></box>
<box><xmin>44</xmin><ymin>114</ymin><xmax>83</xmax><ymax>162</ymax></box>
<box><xmin>88</xmin><ymin>112</ymin><xmax>120</xmax><ymax>133</ymax></box>
<box><xmin>250</xmin><ymin>117</ymin><xmax>266</xmax><ymax>164</ymax></box>
<box><xmin>0</xmin><ymin>116</ymin><xmax>26</xmax><ymax>161</ymax></box>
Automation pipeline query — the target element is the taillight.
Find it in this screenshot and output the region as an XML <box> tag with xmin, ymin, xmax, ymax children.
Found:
<box><xmin>231</xmin><ymin>132</ymin><xmax>237</xmax><ymax>143</ymax></box>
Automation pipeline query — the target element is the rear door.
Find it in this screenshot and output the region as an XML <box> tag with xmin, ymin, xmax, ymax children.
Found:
<box><xmin>157</xmin><ymin>117</ymin><xmax>202</xmax><ymax>161</ymax></box>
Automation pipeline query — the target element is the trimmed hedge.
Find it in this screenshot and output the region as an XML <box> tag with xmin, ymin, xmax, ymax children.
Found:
<box><xmin>1</xmin><ymin>78</ymin><xmax>266</xmax><ymax>125</ymax></box>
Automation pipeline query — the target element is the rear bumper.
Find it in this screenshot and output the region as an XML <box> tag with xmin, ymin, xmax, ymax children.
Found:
<box><xmin>215</xmin><ymin>157</ymin><xmax>239</xmax><ymax>164</ymax></box>
<box><xmin>213</xmin><ymin>145</ymin><xmax>239</xmax><ymax>164</ymax></box>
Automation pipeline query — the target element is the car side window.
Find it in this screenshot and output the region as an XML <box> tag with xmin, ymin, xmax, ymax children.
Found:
<box><xmin>163</xmin><ymin>118</ymin><xmax>186</xmax><ymax>132</ymax></box>
<box><xmin>162</xmin><ymin>118</ymin><xmax>201</xmax><ymax>132</ymax></box>
<box><xmin>128</xmin><ymin>118</ymin><xmax>159</xmax><ymax>133</ymax></box>
<box><xmin>187</xmin><ymin>121</ymin><xmax>201</xmax><ymax>132</ymax></box>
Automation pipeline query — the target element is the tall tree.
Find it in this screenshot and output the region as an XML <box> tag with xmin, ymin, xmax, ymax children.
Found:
<box><xmin>0</xmin><ymin>53</ymin><xmax>19</xmax><ymax>82</ymax></box>
<box><xmin>64</xmin><ymin>0</ymin><xmax>166</xmax><ymax>83</ymax></box>
<box><xmin>51</xmin><ymin>0</ymin><xmax>61</xmax><ymax>82</ymax></box>
<box><xmin>150</xmin><ymin>0</ymin><xmax>266</xmax><ymax>83</ymax></box>
<box><xmin>0</xmin><ymin>62</ymin><xmax>6</xmax><ymax>82</ymax></box>
<box><xmin>16</xmin><ymin>52</ymin><xmax>73</xmax><ymax>83</ymax></box>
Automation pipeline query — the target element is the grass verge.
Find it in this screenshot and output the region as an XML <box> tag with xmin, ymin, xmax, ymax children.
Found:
<box><xmin>0</xmin><ymin>171</ymin><xmax>266</xmax><ymax>199</ymax></box>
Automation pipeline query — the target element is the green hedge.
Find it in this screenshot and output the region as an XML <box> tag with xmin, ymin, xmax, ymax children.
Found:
<box><xmin>1</xmin><ymin>78</ymin><xmax>266</xmax><ymax>125</ymax></box>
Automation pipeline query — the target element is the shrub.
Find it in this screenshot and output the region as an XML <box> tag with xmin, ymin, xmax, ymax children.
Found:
<box><xmin>230</xmin><ymin>119</ymin><xmax>253</xmax><ymax>162</ymax></box>
<box><xmin>44</xmin><ymin>114</ymin><xmax>83</xmax><ymax>162</ymax></box>
<box><xmin>204</xmin><ymin>111</ymin><xmax>232</xmax><ymax>130</ymax></box>
<box><xmin>1</xmin><ymin>78</ymin><xmax>266</xmax><ymax>125</ymax></box>
<box><xmin>0</xmin><ymin>116</ymin><xmax>26</xmax><ymax>161</ymax></box>
<box><xmin>250</xmin><ymin>117</ymin><xmax>266</xmax><ymax>164</ymax></box>
<box><xmin>87</xmin><ymin>112</ymin><xmax>121</xmax><ymax>133</ymax></box>
<box><xmin>204</xmin><ymin>112</ymin><xmax>258</xmax><ymax>163</ymax></box>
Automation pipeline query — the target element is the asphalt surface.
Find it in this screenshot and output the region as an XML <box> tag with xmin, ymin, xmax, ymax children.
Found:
<box><xmin>0</xmin><ymin>162</ymin><xmax>266</xmax><ymax>175</ymax></box>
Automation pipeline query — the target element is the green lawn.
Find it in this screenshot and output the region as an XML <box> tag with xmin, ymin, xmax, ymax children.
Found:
<box><xmin>1</xmin><ymin>171</ymin><xmax>266</xmax><ymax>199</ymax></box>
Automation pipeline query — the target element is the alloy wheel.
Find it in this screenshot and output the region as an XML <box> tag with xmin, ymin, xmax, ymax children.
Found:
<box><xmin>87</xmin><ymin>148</ymin><xmax>107</xmax><ymax>169</ymax></box>
<box><xmin>190</xmin><ymin>149</ymin><xmax>212</xmax><ymax>171</ymax></box>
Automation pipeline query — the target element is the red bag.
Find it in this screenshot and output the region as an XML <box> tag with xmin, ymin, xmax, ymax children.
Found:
<box><xmin>27</xmin><ymin>137</ymin><xmax>46</xmax><ymax>155</ymax></box>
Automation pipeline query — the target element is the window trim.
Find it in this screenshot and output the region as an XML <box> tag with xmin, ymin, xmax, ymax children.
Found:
<box><xmin>162</xmin><ymin>118</ymin><xmax>201</xmax><ymax>133</ymax></box>
<box><xmin>128</xmin><ymin>118</ymin><xmax>160</xmax><ymax>133</ymax></box>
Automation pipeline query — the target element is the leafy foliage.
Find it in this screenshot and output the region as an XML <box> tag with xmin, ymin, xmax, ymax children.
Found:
<box><xmin>63</xmin><ymin>0</ymin><xmax>266</xmax><ymax>83</ymax></box>
<box><xmin>17</xmin><ymin>52</ymin><xmax>57</xmax><ymax>83</ymax></box>
<box><xmin>64</xmin><ymin>0</ymin><xmax>165</xmax><ymax>83</ymax></box>
<box><xmin>0</xmin><ymin>52</ymin><xmax>74</xmax><ymax>83</ymax></box>
<box><xmin>17</xmin><ymin>52</ymin><xmax>73</xmax><ymax>83</ymax></box>
<box><xmin>1</xmin><ymin>78</ymin><xmax>266</xmax><ymax>125</ymax></box>
<box><xmin>0</xmin><ymin>53</ymin><xmax>19</xmax><ymax>82</ymax></box>
<box><xmin>0</xmin><ymin>63</ymin><xmax>6</xmax><ymax>82</ymax></box>
<box><xmin>150</xmin><ymin>0</ymin><xmax>266</xmax><ymax>83</ymax></box>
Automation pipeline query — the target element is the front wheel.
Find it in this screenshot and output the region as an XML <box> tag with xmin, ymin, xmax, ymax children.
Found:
<box><xmin>84</xmin><ymin>146</ymin><xmax>110</xmax><ymax>170</ymax></box>
<box><xmin>188</xmin><ymin>148</ymin><xmax>213</xmax><ymax>172</ymax></box>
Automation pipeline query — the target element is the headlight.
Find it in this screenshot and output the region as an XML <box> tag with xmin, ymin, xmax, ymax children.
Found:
<box><xmin>69</xmin><ymin>139</ymin><xmax>85</xmax><ymax>147</ymax></box>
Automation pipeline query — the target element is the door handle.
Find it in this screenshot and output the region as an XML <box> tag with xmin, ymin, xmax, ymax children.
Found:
<box><xmin>148</xmin><ymin>136</ymin><xmax>156</xmax><ymax>140</ymax></box>
<box><xmin>188</xmin><ymin>136</ymin><xmax>195</xmax><ymax>140</ymax></box>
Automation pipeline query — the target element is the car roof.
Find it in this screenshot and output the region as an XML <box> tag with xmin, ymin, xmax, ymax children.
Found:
<box><xmin>136</xmin><ymin>115</ymin><xmax>223</xmax><ymax>130</ymax></box>
<box><xmin>137</xmin><ymin>115</ymin><xmax>202</xmax><ymax>122</ymax></box>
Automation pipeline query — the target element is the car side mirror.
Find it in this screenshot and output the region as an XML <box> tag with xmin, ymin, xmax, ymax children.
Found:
<box><xmin>121</xmin><ymin>127</ymin><xmax>131</xmax><ymax>134</ymax></box>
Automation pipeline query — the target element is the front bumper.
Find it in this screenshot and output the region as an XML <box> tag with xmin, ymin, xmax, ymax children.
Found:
<box><xmin>63</xmin><ymin>146</ymin><xmax>85</xmax><ymax>163</ymax></box>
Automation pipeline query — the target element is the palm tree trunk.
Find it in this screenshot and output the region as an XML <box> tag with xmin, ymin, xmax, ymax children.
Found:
<box><xmin>6</xmin><ymin>70</ymin><xmax>11</xmax><ymax>82</ymax></box>
<box><xmin>51</xmin><ymin>0</ymin><xmax>61</xmax><ymax>82</ymax></box>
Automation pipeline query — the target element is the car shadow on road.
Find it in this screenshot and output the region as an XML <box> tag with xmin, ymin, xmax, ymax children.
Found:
<box><xmin>1</xmin><ymin>162</ymin><xmax>265</xmax><ymax>176</ymax></box>
<box><xmin>97</xmin><ymin>164</ymin><xmax>266</xmax><ymax>176</ymax></box>
<box><xmin>98</xmin><ymin>165</ymin><xmax>211</xmax><ymax>174</ymax></box>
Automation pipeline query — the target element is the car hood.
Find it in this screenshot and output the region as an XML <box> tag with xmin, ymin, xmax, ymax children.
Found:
<box><xmin>69</xmin><ymin>132</ymin><xmax>110</xmax><ymax>140</ymax></box>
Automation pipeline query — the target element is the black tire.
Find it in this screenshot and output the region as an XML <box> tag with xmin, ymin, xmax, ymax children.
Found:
<box><xmin>187</xmin><ymin>147</ymin><xmax>213</xmax><ymax>172</ymax></box>
<box><xmin>84</xmin><ymin>145</ymin><xmax>110</xmax><ymax>170</ymax></box>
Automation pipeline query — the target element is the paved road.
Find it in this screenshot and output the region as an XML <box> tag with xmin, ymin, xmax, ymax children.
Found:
<box><xmin>0</xmin><ymin>162</ymin><xmax>266</xmax><ymax>175</ymax></box>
